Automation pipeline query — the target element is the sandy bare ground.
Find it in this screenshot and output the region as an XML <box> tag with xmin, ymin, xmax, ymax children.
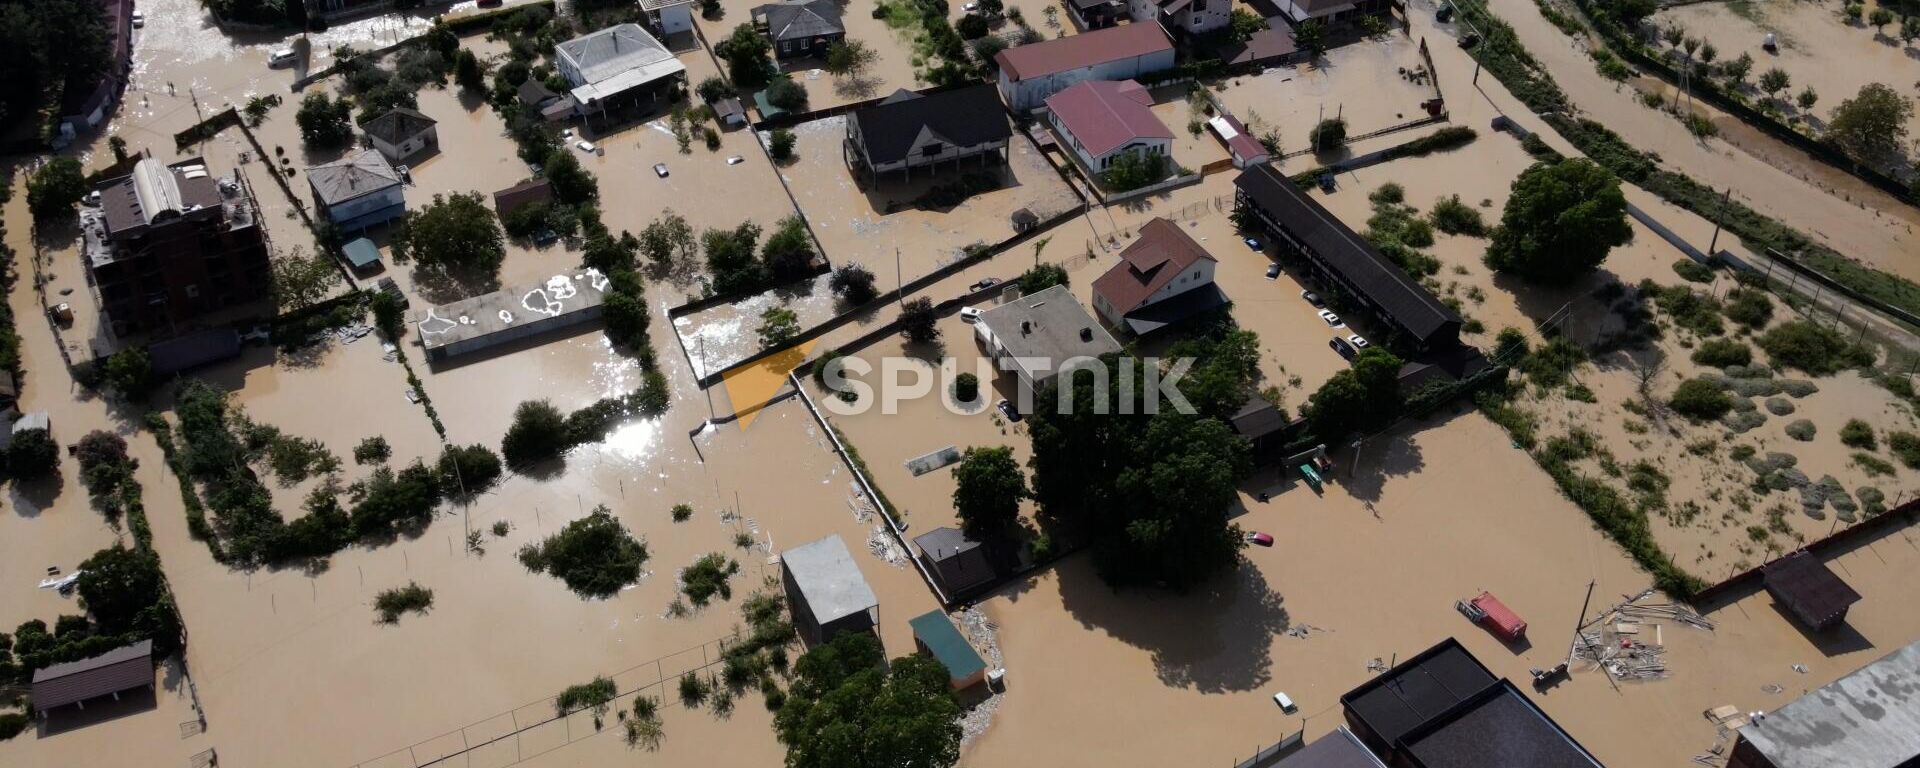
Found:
<box><xmin>1654</xmin><ymin>0</ymin><xmax>1920</xmax><ymax>126</ymax></box>
<box><xmin>1214</xmin><ymin>34</ymin><xmax>1441</xmax><ymax>157</ymax></box>
<box><xmin>781</xmin><ymin>115</ymin><xmax>1080</xmax><ymax>285</ymax></box>
<box><xmin>1473</xmin><ymin>0</ymin><xmax>1920</xmax><ymax>281</ymax></box>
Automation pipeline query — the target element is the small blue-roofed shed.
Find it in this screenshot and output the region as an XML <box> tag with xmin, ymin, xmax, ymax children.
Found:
<box><xmin>909</xmin><ymin>610</ymin><xmax>987</xmax><ymax>690</ymax></box>
<box><xmin>343</xmin><ymin>237</ymin><xmax>382</xmax><ymax>271</ymax></box>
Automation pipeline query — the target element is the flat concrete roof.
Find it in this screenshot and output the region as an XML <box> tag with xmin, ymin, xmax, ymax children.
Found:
<box><xmin>414</xmin><ymin>270</ymin><xmax>609</xmax><ymax>353</ymax></box>
<box><xmin>1740</xmin><ymin>639</ymin><xmax>1920</xmax><ymax>768</ymax></box>
<box><xmin>781</xmin><ymin>535</ymin><xmax>878</xmax><ymax>626</ymax></box>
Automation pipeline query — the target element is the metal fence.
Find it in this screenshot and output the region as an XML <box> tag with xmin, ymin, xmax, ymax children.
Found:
<box><xmin>1083</xmin><ymin>195</ymin><xmax>1229</xmax><ymax>255</ymax></box>
<box><xmin>348</xmin><ymin>636</ymin><xmax>738</xmax><ymax>768</ymax></box>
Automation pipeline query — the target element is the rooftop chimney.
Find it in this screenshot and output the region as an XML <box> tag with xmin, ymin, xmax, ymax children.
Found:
<box><xmin>1021</xmin><ymin>321</ymin><xmax>1032</xmax><ymax>336</ymax></box>
<box><xmin>1080</xmin><ymin>327</ymin><xmax>1093</xmax><ymax>342</ymax></box>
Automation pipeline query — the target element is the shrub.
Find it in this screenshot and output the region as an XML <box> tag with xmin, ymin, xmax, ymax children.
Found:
<box><xmin>354</xmin><ymin>436</ymin><xmax>392</xmax><ymax>465</ymax></box>
<box><xmin>680</xmin><ymin>553</ymin><xmax>741</xmax><ymax>606</ymax></box>
<box><xmin>1670</xmin><ymin>378</ymin><xmax>1733</xmax><ymax>420</ymax></box>
<box><xmin>502</xmin><ymin>400</ymin><xmax>571</xmax><ymax>467</ymax></box>
<box><xmin>671</xmin><ymin>503</ymin><xmax>693</xmax><ymax>522</ymax></box>
<box><xmin>1309</xmin><ymin>117</ymin><xmax>1348</xmax><ymax>151</ymax></box>
<box><xmin>954</xmin><ymin>372</ymin><xmax>979</xmax><ymax>402</ymax></box>
<box><xmin>1672</xmin><ymin>259</ymin><xmax>1714</xmax><ymax>283</ymax></box>
<box><xmin>768</xmin><ymin>129</ymin><xmax>796</xmax><ymax>160</ymax></box>
<box><xmin>374</xmin><ymin>582</ymin><xmax>434</xmax><ymax>623</ymax></box>
<box><xmin>830</xmin><ymin>264</ymin><xmax>879</xmax><ymax>304</ymax></box>
<box><xmin>438</xmin><ymin>444</ymin><xmax>503</xmax><ymax>495</ymax></box>
<box><xmin>1784</xmin><ymin>419</ymin><xmax>1816</xmax><ymax>441</ymax></box>
<box><xmin>1690</xmin><ymin>338</ymin><xmax>1751</xmax><ymax>367</ymax></box>
<box><xmin>765</xmin><ymin>77</ymin><xmax>808</xmax><ymax>111</ymax></box>
<box><xmin>556</xmin><ymin>676</ymin><xmax>618</xmax><ymax>718</ymax></box>
<box><xmin>517</xmin><ymin>506</ymin><xmax>649</xmax><ymax>598</ymax></box>
<box><xmin>1758</xmin><ymin>321</ymin><xmax>1874</xmax><ymax>375</ymax></box>
<box><xmin>900</xmin><ymin>297</ymin><xmax>939</xmax><ymax>342</ymax></box>
<box><xmin>1853</xmin><ymin>453</ymin><xmax>1895</xmax><ymax>477</ymax></box>
<box><xmin>1428</xmin><ymin>195</ymin><xmax>1487</xmax><ymax>236</ymax></box>
<box><xmin>1723</xmin><ymin>288</ymin><xmax>1772</xmax><ymax>328</ymax></box>
<box><xmin>1840</xmin><ymin>419</ymin><xmax>1876</xmax><ymax>450</ymax></box>
<box><xmin>1890</xmin><ymin>431</ymin><xmax>1920</xmax><ymax>468</ymax></box>
<box><xmin>1763</xmin><ymin>397</ymin><xmax>1795</xmax><ymax>416</ymax></box>
<box><xmin>7</xmin><ymin>428</ymin><xmax>60</xmax><ymax>480</ymax></box>
<box><xmin>679</xmin><ymin>671</ymin><xmax>710</xmax><ymax>705</ymax></box>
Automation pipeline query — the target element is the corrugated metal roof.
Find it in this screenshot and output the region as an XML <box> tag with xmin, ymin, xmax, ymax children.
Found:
<box><xmin>995</xmin><ymin>22</ymin><xmax>1172</xmax><ymax>81</ymax></box>
<box><xmin>31</xmin><ymin>639</ymin><xmax>154</xmax><ymax>713</ymax></box>
<box><xmin>781</xmin><ymin>536</ymin><xmax>878</xmax><ymax>625</ymax></box>
<box><xmin>909</xmin><ymin>610</ymin><xmax>987</xmax><ymax>681</ymax></box>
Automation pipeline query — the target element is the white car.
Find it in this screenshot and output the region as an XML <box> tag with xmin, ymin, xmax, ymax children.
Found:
<box><xmin>653</xmin><ymin>162</ymin><xmax>670</xmax><ymax>178</ymax></box>
<box><xmin>1272</xmin><ymin>692</ymin><xmax>1297</xmax><ymax>714</ymax></box>
<box><xmin>131</xmin><ymin>11</ymin><xmax>145</xmax><ymax>28</ymax></box>
<box><xmin>268</xmin><ymin>49</ymin><xmax>298</xmax><ymax>68</ymax></box>
<box><xmin>1318</xmin><ymin>309</ymin><xmax>1344</xmax><ymax>327</ymax></box>
<box><xmin>960</xmin><ymin>307</ymin><xmax>982</xmax><ymax>323</ymax></box>
<box><xmin>1348</xmin><ymin>334</ymin><xmax>1370</xmax><ymax>349</ymax></box>
<box><xmin>575</xmin><ymin>140</ymin><xmax>597</xmax><ymax>153</ymax></box>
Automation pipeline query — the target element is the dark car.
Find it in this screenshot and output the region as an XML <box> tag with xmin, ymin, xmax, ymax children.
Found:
<box><xmin>1330</xmin><ymin>336</ymin><xmax>1357</xmax><ymax>360</ymax></box>
<box><xmin>996</xmin><ymin>398</ymin><xmax>1023</xmax><ymax>422</ymax></box>
<box><xmin>1265</xmin><ymin>263</ymin><xmax>1282</xmax><ymax>280</ymax></box>
<box><xmin>972</xmin><ymin>277</ymin><xmax>1001</xmax><ymax>292</ymax></box>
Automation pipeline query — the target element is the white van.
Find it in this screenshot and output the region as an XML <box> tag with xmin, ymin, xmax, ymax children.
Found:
<box><xmin>268</xmin><ymin>49</ymin><xmax>298</xmax><ymax>68</ymax></box>
<box><xmin>1272</xmin><ymin>692</ymin><xmax>1297</xmax><ymax>714</ymax></box>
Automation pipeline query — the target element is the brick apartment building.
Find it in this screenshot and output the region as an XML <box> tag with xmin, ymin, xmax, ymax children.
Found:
<box><xmin>80</xmin><ymin>157</ymin><xmax>271</xmax><ymax>337</ymax></box>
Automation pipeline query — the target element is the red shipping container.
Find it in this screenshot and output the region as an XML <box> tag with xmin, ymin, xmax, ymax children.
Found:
<box><xmin>1470</xmin><ymin>591</ymin><xmax>1528</xmax><ymax>641</ymax></box>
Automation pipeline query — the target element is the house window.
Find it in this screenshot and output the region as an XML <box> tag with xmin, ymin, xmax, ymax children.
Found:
<box><xmin>922</xmin><ymin>143</ymin><xmax>944</xmax><ymax>156</ymax></box>
<box><xmin>1193</xmin><ymin>270</ymin><xmax>1201</xmax><ymax>279</ymax></box>
<box><xmin>1193</xmin><ymin>0</ymin><xmax>1206</xmax><ymax>10</ymax></box>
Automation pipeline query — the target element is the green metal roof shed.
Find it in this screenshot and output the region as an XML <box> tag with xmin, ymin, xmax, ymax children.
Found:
<box><xmin>343</xmin><ymin>237</ymin><xmax>382</xmax><ymax>271</ymax></box>
<box><xmin>909</xmin><ymin>610</ymin><xmax>987</xmax><ymax>689</ymax></box>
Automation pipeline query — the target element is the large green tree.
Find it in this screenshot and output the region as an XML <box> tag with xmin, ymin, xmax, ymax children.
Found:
<box><xmin>952</xmin><ymin>446</ymin><xmax>1026</xmax><ymax>542</ymax></box>
<box><xmin>394</xmin><ymin>192</ymin><xmax>507</xmax><ymax>280</ymax></box>
<box><xmin>1484</xmin><ymin>158</ymin><xmax>1632</xmax><ymax>285</ymax></box>
<box><xmin>717</xmin><ymin>24</ymin><xmax>774</xmax><ymax>89</ymax></box>
<box><xmin>270</xmin><ymin>246</ymin><xmax>342</xmax><ymax>313</ymax></box>
<box><xmin>1027</xmin><ymin>355</ymin><xmax>1252</xmax><ymax>589</ymax></box>
<box><xmin>295</xmin><ymin>91</ymin><xmax>354</xmax><ymax>149</ymax></box>
<box><xmin>1827</xmin><ymin>83</ymin><xmax>1913</xmax><ymax>164</ymax></box>
<box><xmin>774</xmin><ymin>632</ymin><xmax>962</xmax><ymax>768</ymax></box>
<box><xmin>0</xmin><ymin>0</ymin><xmax>108</xmax><ymax>140</ymax></box>
<box><xmin>26</xmin><ymin>157</ymin><xmax>87</xmax><ymax>222</ymax></box>
<box><xmin>1303</xmin><ymin>347</ymin><xmax>1404</xmax><ymax>439</ymax></box>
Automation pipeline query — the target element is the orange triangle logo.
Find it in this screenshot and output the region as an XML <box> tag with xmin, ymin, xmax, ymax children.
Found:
<box><xmin>721</xmin><ymin>339</ymin><xmax>819</xmax><ymax>429</ymax></box>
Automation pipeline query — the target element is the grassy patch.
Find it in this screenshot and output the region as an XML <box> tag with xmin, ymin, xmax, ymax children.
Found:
<box><xmin>1840</xmin><ymin>419</ymin><xmax>1877</xmax><ymax>450</ymax></box>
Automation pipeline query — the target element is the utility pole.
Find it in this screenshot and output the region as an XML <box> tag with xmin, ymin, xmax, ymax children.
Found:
<box><xmin>895</xmin><ymin>247</ymin><xmax>904</xmax><ymax>307</ymax></box>
<box><xmin>1707</xmin><ymin>186</ymin><xmax>1730</xmax><ymax>254</ymax></box>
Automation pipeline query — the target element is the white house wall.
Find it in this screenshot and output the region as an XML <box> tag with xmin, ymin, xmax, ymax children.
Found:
<box><xmin>998</xmin><ymin>48</ymin><xmax>1178</xmax><ymax>111</ymax></box>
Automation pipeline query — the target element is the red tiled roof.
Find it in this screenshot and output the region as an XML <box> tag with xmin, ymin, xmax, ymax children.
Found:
<box><xmin>995</xmin><ymin>23</ymin><xmax>1172</xmax><ymax>81</ymax></box>
<box><xmin>1092</xmin><ymin>217</ymin><xmax>1216</xmax><ymax>316</ymax></box>
<box><xmin>1046</xmin><ymin>80</ymin><xmax>1171</xmax><ymax>159</ymax></box>
<box><xmin>492</xmin><ymin>178</ymin><xmax>553</xmax><ymax>216</ymax></box>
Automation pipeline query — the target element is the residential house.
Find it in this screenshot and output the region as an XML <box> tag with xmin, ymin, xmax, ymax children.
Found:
<box><xmin>308</xmin><ymin>149</ymin><xmax>406</xmax><ymax>233</ymax></box>
<box><xmin>517</xmin><ymin>79</ymin><xmax>577</xmax><ymax>123</ymax></box>
<box><xmin>1064</xmin><ymin>0</ymin><xmax>1126</xmax><ymax>30</ymax></box>
<box><xmin>994</xmin><ymin>22</ymin><xmax>1176</xmax><ymax>111</ymax></box>
<box><xmin>913</xmin><ymin>527</ymin><xmax>996</xmax><ymax>598</ymax></box>
<box><xmin>1045</xmin><ymin>79</ymin><xmax>1172</xmax><ymax>178</ymax></box>
<box><xmin>1729</xmin><ymin>640</ymin><xmax>1920</xmax><ymax>768</ymax></box>
<box><xmin>1341</xmin><ymin>638</ymin><xmax>1604</xmax><ymax>767</ymax></box>
<box><xmin>58</xmin><ymin>0</ymin><xmax>134</xmax><ymax>144</ymax></box>
<box><xmin>556</xmin><ymin>23</ymin><xmax>688</xmax><ymax>124</ymax></box>
<box><xmin>1234</xmin><ymin>163</ymin><xmax>1461</xmax><ymax>352</ymax></box>
<box><xmin>1130</xmin><ymin>0</ymin><xmax>1230</xmax><ymax>37</ymax></box>
<box><xmin>360</xmin><ymin>107</ymin><xmax>438</xmax><ymax>162</ymax></box>
<box><xmin>641</xmin><ymin>0</ymin><xmax>697</xmax><ymax>36</ymax></box>
<box><xmin>79</xmin><ymin>158</ymin><xmax>271</xmax><ymax>337</ymax></box>
<box><xmin>1222</xmin><ymin>25</ymin><xmax>1301</xmax><ymax>69</ymax></box>
<box><xmin>1276</xmin><ymin>0</ymin><xmax>1392</xmax><ymax>27</ymax></box>
<box><xmin>753</xmin><ymin>0</ymin><xmax>845</xmax><ymax>60</ymax></box>
<box><xmin>844</xmin><ymin>85</ymin><xmax>1012</xmax><ymax>182</ymax></box>
<box><xmin>1090</xmin><ymin>217</ymin><xmax>1225</xmax><ymax>334</ymax></box>
<box><xmin>973</xmin><ymin>285</ymin><xmax>1123</xmax><ymax>395</ymax></box>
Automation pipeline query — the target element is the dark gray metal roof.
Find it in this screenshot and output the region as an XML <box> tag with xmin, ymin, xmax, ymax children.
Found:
<box><xmin>361</xmin><ymin>107</ymin><xmax>437</xmax><ymax>146</ymax></box>
<box><xmin>1277</xmin><ymin>727</ymin><xmax>1389</xmax><ymax>768</ymax></box>
<box><xmin>848</xmin><ymin>85</ymin><xmax>1011</xmax><ymax>166</ymax></box>
<box><xmin>1740</xmin><ymin>640</ymin><xmax>1920</xmax><ymax>768</ymax></box>
<box><xmin>913</xmin><ymin>526</ymin><xmax>981</xmax><ymax>563</ymax></box>
<box><xmin>1235</xmin><ymin>164</ymin><xmax>1459</xmax><ymax>346</ymax></box>
<box><xmin>31</xmin><ymin>639</ymin><xmax>154</xmax><ymax>712</ymax></box>
<box><xmin>307</xmin><ymin>149</ymin><xmax>401</xmax><ymax>207</ymax></box>
<box><xmin>1763</xmin><ymin>551</ymin><xmax>1861</xmax><ymax>630</ymax></box>
<box><xmin>1341</xmin><ymin>638</ymin><xmax>1497</xmax><ymax>749</ymax></box>
<box><xmin>1399</xmin><ymin>681</ymin><xmax>1604</xmax><ymax>768</ymax></box>
<box><xmin>149</xmin><ymin>328</ymin><xmax>243</xmax><ymax>374</ymax></box>
<box><xmin>755</xmin><ymin>0</ymin><xmax>843</xmax><ymax>41</ymax></box>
